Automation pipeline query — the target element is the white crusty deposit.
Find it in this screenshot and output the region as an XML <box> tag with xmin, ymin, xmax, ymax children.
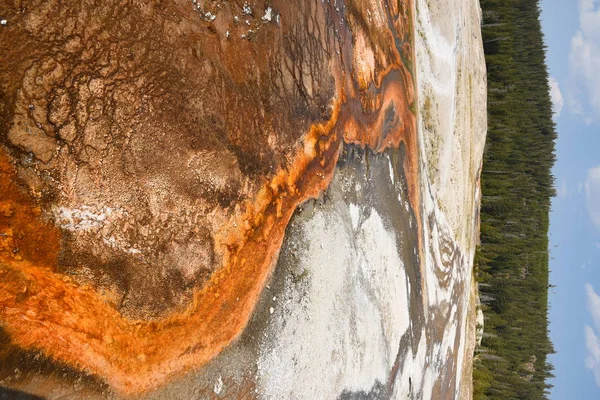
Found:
<box><xmin>415</xmin><ymin>0</ymin><xmax>487</xmax><ymax>397</ymax></box>
<box><xmin>257</xmin><ymin>198</ymin><xmax>411</xmax><ymax>398</ymax></box>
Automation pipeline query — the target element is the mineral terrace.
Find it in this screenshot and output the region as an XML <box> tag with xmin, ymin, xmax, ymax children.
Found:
<box><xmin>0</xmin><ymin>0</ymin><xmax>486</xmax><ymax>398</ymax></box>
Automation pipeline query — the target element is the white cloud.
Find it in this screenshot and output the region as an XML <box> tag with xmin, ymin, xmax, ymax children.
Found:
<box><xmin>585</xmin><ymin>166</ymin><xmax>600</xmax><ymax>228</ymax></box>
<box><xmin>585</xmin><ymin>325</ymin><xmax>600</xmax><ymax>386</ymax></box>
<box><xmin>568</xmin><ymin>0</ymin><xmax>600</xmax><ymax>123</ymax></box>
<box><xmin>549</xmin><ymin>77</ymin><xmax>564</xmax><ymax>118</ymax></box>
<box><xmin>585</xmin><ymin>283</ymin><xmax>600</xmax><ymax>386</ymax></box>
<box><xmin>586</xmin><ymin>283</ymin><xmax>600</xmax><ymax>330</ymax></box>
<box><xmin>557</xmin><ymin>178</ymin><xmax>569</xmax><ymax>199</ymax></box>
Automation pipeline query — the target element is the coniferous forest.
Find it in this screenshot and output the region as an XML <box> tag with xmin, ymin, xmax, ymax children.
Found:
<box><xmin>473</xmin><ymin>0</ymin><xmax>557</xmax><ymax>398</ymax></box>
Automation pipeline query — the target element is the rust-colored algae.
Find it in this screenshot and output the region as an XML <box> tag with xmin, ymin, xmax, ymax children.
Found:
<box><xmin>0</xmin><ymin>155</ymin><xmax>60</xmax><ymax>269</ymax></box>
<box><xmin>0</xmin><ymin>0</ymin><xmax>419</xmax><ymax>394</ymax></box>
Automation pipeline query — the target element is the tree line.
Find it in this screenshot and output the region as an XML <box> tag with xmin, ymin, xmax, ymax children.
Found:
<box><xmin>473</xmin><ymin>0</ymin><xmax>556</xmax><ymax>398</ymax></box>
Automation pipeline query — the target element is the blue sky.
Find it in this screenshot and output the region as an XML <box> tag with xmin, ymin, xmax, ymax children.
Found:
<box><xmin>541</xmin><ymin>0</ymin><xmax>600</xmax><ymax>398</ymax></box>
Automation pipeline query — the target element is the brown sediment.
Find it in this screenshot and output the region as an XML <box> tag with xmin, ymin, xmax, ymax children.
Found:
<box><xmin>0</xmin><ymin>0</ymin><xmax>419</xmax><ymax>394</ymax></box>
